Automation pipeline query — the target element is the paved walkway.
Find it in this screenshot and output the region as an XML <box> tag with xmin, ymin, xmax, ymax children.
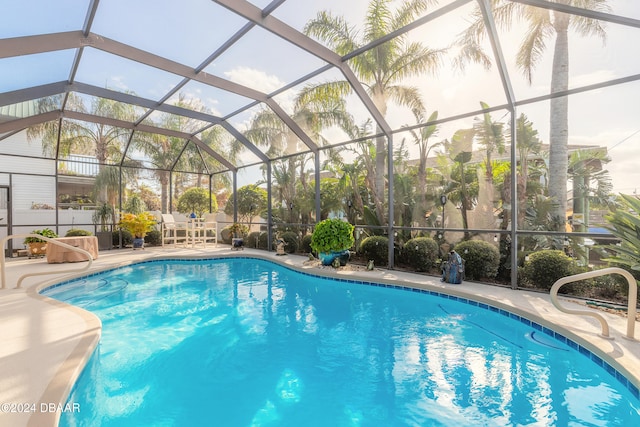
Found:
<box><xmin>1</xmin><ymin>246</ymin><xmax>638</xmax><ymax>427</ymax></box>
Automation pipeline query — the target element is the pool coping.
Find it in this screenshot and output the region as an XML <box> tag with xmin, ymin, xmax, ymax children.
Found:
<box><xmin>1</xmin><ymin>247</ymin><xmax>639</xmax><ymax>426</ymax></box>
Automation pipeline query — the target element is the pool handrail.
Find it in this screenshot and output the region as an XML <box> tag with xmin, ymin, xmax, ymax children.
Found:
<box><xmin>0</xmin><ymin>234</ymin><xmax>94</xmax><ymax>289</ymax></box>
<box><xmin>550</xmin><ymin>267</ymin><xmax>637</xmax><ymax>341</ymax></box>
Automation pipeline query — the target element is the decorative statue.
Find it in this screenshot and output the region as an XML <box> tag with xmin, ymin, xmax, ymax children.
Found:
<box><xmin>275</xmin><ymin>237</ymin><xmax>287</xmax><ymax>256</ymax></box>
<box><xmin>441</xmin><ymin>250</ymin><xmax>464</xmax><ymax>284</ymax></box>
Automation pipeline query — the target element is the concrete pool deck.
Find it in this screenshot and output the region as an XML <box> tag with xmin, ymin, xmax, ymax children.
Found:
<box><xmin>1</xmin><ymin>246</ymin><xmax>638</xmax><ymax>427</ymax></box>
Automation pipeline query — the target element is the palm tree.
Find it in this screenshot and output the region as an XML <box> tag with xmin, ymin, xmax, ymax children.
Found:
<box><xmin>304</xmin><ymin>0</ymin><xmax>444</xmax><ymax>222</ymax></box>
<box><xmin>474</xmin><ymin>102</ymin><xmax>505</xmax><ymax>183</ymax></box>
<box><xmin>568</xmin><ymin>147</ymin><xmax>613</xmax><ymax>232</ymax></box>
<box><xmin>438</xmin><ymin>128</ymin><xmax>478</xmax><ymax>239</ymax></box>
<box><xmin>457</xmin><ymin>0</ymin><xmax>610</xmax><ymax>230</ymax></box>
<box><xmin>511</xmin><ymin>113</ymin><xmax>542</xmax><ymax>228</ymax></box>
<box><xmin>28</xmin><ymin>93</ymin><xmax>136</xmax><ymax>203</ymax></box>
<box><xmin>405</xmin><ymin>110</ymin><xmax>441</xmax><ymax>226</ymax></box>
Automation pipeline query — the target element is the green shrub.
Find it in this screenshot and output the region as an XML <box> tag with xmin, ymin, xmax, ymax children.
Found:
<box><xmin>258</xmin><ymin>232</ymin><xmax>270</xmax><ymax>250</ymax></box>
<box><xmin>220</xmin><ymin>226</ymin><xmax>233</xmax><ymax>244</ymax></box>
<box><xmin>454</xmin><ymin>240</ymin><xmax>500</xmax><ymax>280</ymax></box>
<box><xmin>310</xmin><ymin>218</ymin><xmax>354</xmax><ymax>253</ymax></box>
<box><xmin>279</xmin><ymin>231</ymin><xmax>299</xmax><ymax>254</ymax></box>
<box><xmin>247</xmin><ymin>231</ymin><xmax>262</xmax><ymax>249</ymax></box>
<box><xmin>113</xmin><ymin>229</ymin><xmax>132</xmax><ymax>247</ymax></box>
<box><xmin>24</xmin><ymin>228</ymin><xmax>58</xmax><ymax>244</ymax></box>
<box><xmin>65</xmin><ymin>228</ymin><xmax>93</xmax><ymax>237</ymax></box>
<box><xmin>521</xmin><ymin>250</ymin><xmax>576</xmax><ymax>290</ymax></box>
<box><xmin>400</xmin><ymin>237</ymin><xmax>439</xmax><ymax>272</ymax></box>
<box><xmin>359</xmin><ymin>235</ymin><xmax>389</xmax><ymax>266</ymax></box>
<box><xmin>300</xmin><ymin>234</ymin><xmax>312</xmax><ymax>253</ymax></box>
<box><xmin>144</xmin><ymin>229</ymin><xmax>162</xmax><ymax>246</ymax></box>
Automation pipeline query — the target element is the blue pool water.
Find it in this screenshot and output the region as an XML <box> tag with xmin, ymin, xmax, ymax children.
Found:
<box><xmin>43</xmin><ymin>258</ymin><xmax>639</xmax><ymax>426</ymax></box>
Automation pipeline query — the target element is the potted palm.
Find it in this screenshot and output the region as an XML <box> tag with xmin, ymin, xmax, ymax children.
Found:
<box><xmin>24</xmin><ymin>228</ymin><xmax>58</xmax><ymax>258</ymax></box>
<box><xmin>118</xmin><ymin>212</ymin><xmax>156</xmax><ymax>249</ymax></box>
<box><xmin>92</xmin><ymin>202</ymin><xmax>114</xmax><ymax>250</ymax></box>
<box><xmin>310</xmin><ymin>218</ymin><xmax>355</xmax><ymax>266</ymax></box>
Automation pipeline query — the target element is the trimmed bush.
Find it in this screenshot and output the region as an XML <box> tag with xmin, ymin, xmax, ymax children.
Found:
<box><xmin>300</xmin><ymin>234</ymin><xmax>312</xmax><ymax>253</ymax></box>
<box><xmin>220</xmin><ymin>226</ymin><xmax>233</xmax><ymax>244</ymax></box>
<box><xmin>401</xmin><ymin>237</ymin><xmax>439</xmax><ymax>272</ymax></box>
<box><xmin>257</xmin><ymin>232</ymin><xmax>269</xmax><ymax>250</ymax></box>
<box><xmin>521</xmin><ymin>249</ymin><xmax>576</xmax><ymax>291</ymax></box>
<box><xmin>247</xmin><ymin>231</ymin><xmax>262</xmax><ymax>249</ymax></box>
<box><xmin>65</xmin><ymin>228</ymin><xmax>93</xmax><ymax>237</ymax></box>
<box><xmin>454</xmin><ymin>240</ymin><xmax>500</xmax><ymax>280</ymax></box>
<box><xmin>144</xmin><ymin>229</ymin><xmax>162</xmax><ymax>246</ymax></box>
<box><xmin>279</xmin><ymin>231</ymin><xmax>299</xmax><ymax>254</ymax></box>
<box><xmin>113</xmin><ymin>229</ymin><xmax>132</xmax><ymax>247</ymax></box>
<box><xmin>359</xmin><ymin>235</ymin><xmax>389</xmax><ymax>266</ymax></box>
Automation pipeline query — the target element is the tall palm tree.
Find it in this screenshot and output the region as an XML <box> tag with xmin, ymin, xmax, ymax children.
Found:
<box><xmin>246</xmin><ymin>81</ymin><xmax>354</xmax><ymax>224</ymax></box>
<box><xmin>568</xmin><ymin>147</ymin><xmax>612</xmax><ymax>231</ymax></box>
<box><xmin>304</xmin><ymin>0</ymin><xmax>444</xmax><ymax>222</ymax></box>
<box><xmin>28</xmin><ymin>93</ymin><xmax>136</xmax><ymax>203</ymax></box>
<box><xmin>457</xmin><ymin>0</ymin><xmax>610</xmax><ymax>230</ymax></box>
<box><xmin>473</xmin><ymin>102</ymin><xmax>505</xmax><ymax>183</ymax></box>
<box><xmin>405</xmin><ymin>110</ymin><xmax>441</xmax><ymax>226</ymax></box>
<box><xmin>511</xmin><ymin>113</ymin><xmax>542</xmax><ymax>228</ymax></box>
<box><xmin>438</xmin><ymin>128</ymin><xmax>478</xmax><ymax>239</ymax></box>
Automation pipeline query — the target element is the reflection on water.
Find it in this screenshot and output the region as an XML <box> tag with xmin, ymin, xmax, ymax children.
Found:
<box><xmin>43</xmin><ymin>258</ymin><xmax>639</xmax><ymax>427</ymax></box>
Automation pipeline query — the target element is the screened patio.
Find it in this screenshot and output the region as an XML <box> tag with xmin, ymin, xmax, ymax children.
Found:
<box><xmin>1</xmin><ymin>0</ymin><xmax>639</xmax><ymax>289</ymax></box>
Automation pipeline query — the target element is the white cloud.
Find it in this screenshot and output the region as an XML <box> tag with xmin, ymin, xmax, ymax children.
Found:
<box><xmin>224</xmin><ymin>66</ymin><xmax>284</xmax><ymax>94</ymax></box>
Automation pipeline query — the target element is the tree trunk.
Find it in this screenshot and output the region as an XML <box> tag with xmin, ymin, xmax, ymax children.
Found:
<box><xmin>548</xmin><ymin>14</ymin><xmax>570</xmax><ymax>232</ymax></box>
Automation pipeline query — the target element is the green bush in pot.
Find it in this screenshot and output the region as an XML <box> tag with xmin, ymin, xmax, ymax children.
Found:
<box><xmin>310</xmin><ymin>218</ymin><xmax>354</xmax><ymax>266</ymax></box>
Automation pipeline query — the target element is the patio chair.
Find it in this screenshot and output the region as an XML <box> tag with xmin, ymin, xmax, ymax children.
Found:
<box><xmin>201</xmin><ymin>213</ymin><xmax>218</xmax><ymax>246</ymax></box>
<box><xmin>161</xmin><ymin>214</ymin><xmax>188</xmax><ymax>247</ymax></box>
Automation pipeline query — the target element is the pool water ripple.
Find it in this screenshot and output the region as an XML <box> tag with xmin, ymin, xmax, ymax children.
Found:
<box><xmin>42</xmin><ymin>258</ymin><xmax>640</xmax><ymax>427</ymax></box>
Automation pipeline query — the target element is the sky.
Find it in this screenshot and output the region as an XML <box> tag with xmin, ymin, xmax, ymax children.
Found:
<box><xmin>1</xmin><ymin>0</ymin><xmax>639</xmax><ymax>194</ymax></box>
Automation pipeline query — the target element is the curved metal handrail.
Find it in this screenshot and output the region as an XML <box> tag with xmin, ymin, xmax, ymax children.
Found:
<box><xmin>550</xmin><ymin>267</ymin><xmax>638</xmax><ymax>341</ymax></box>
<box><xmin>0</xmin><ymin>234</ymin><xmax>94</xmax><ymax>289</ymax></box>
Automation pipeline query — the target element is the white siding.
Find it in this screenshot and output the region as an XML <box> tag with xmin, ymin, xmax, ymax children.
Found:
<box><xmin>0</xmin><ymin>130</ymin><xmax>46</xmax><ymax>157</ymax></box>
<box><xmin>0</xmin><ymin>155</ymin><xmax>55</xmax><ymax>175</ymax></box>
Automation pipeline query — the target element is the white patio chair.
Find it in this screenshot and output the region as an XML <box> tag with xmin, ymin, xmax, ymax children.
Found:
<box><xmin>161</xmin><ymin>214</ymin><xmax>188</xmax><ymax>247</ymax></box>
<box><xmin>201</xmin><ymin>213</ymin><xmax>218</xmax><ymax>246</ymax></box>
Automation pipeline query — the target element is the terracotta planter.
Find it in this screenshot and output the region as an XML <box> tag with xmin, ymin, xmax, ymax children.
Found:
<box><xmin>27</xmin><ymin>242</ymin><xmax>47</xmax><ymax>258</ymax></box>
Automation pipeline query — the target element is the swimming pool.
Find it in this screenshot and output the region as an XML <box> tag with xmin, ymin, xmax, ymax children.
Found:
<box><xmin>43</xmin><ymin>257</ymin><xmax>639</xmax><ymax>426</ymax></box>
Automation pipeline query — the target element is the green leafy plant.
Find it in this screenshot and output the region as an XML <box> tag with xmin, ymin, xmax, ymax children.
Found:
<box><xmin>65</xmin><ymin>228</ymin><xmax>93</xmax><ymax>237</ymax></box>
<box><xmin>602</xmin><ymin>194</ymin><xmax>640</xmax><ymax>272</ymax></box>
<box><xmin>176</xmin><ymin>187</ymin><xmax>217</xmax><ymax>218</ymax></box>
<box><xmin>454</xmin><ymin>240</ymin><xmax>500</xmax><ymax>280</ymax></box>
<box><xmin>229</xmin><ymin>223</ymin><xmax>249</xmax><ymax>238</ymax></box>
<box><xmin>300</xmin><ymin>234</ymin><xmax>313</xmax><ymax>253</ymax></box>
<box><xmin>400</xmin><ymin>237</ymin><xmax>439</xmax><ymax>272</ymax></box>
<box><xmin>359</xmin><ymin>235</ymin><xmax>389</xmax><ymax>265</ymax></box>
<box><xmin>24</xmin><ymin>228</ymin><xmax>58</xmax><ymax>244</ymax></box>
<box><xmin>310</xmin><ymin>218</ymin><xmax>354</xmax><ymax>254</ymax></box>
<box><xmin>278</xmin><ymin>231</ymin><xmax>299</xmax><ymax>254</ymax></box>
<box><xmin>92</xmin><ymin>203</ymin><xmax>115</xmax><ymax>232</ymax></box>
<box><xmin>144</xmin><ymin>229</ymin><xmax>162</xmax><ymax>246</ymax></box>
<box><xmin>521</xmin><ymin>250</ymin><xmax>576</xmax><ymax>291</ymax></box>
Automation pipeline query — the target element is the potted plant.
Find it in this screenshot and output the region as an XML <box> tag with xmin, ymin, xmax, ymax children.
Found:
<box><xmin>92</xmin><ymin>202</ymin><xmax>114</xmax><ymax>250</ymax></box>
<box><xmin>310</xmin><ymin>218</ymin><xmax>355</xmax><ymax>266</ymax></box>
<box><xmin>24</xmin><ymin>228</ymin><xmax>58</xmax><ymax>258</ymax></box>
<box><xmin>118</xmin><ymin>212</ymin><xmax>157</xmax><ymax>249</ymax></box>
